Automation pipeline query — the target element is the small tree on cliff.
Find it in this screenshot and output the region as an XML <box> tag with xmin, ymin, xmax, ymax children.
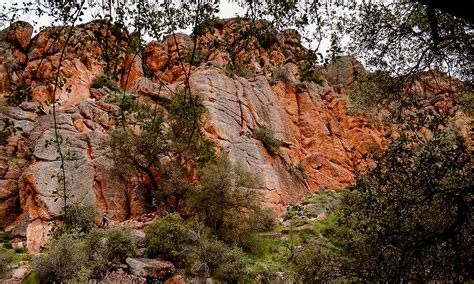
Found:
<box><xmin>188</xmin><ymin>153</ymin><xmax>274</xmax><ymax>251</ymax></box>
<box><xmin>106</xmin><ymin>90</ymin><xmax>215</xmax><ymax>212</ymax></box>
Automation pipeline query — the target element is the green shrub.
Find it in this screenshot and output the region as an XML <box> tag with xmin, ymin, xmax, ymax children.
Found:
<box><xmin>0</xmin><ymin>118</ymin><xmax>22</xmax><ymax>146</ymax></box>
<box><xmin>246</xmin><ymin>260</ymin><xmax>295</xmax><ymax>284</ymax></box>
<box><xmin>144</xmin><ymin>213</ymin><xmax>197</xmax><ymax>266</ymax></box>
<box><xmin>22</xmin><ymin>271</ymin><xmax>38</xmax><ymax>284</ymax></box>
<box><xmin>225</xmin><ymin>62</ymin><xmax>255</xmax><ymax>78</ymax></box>
<box><xmin>85</xmin><ymin>227</ymin><xmax>137</xmax><ymax>278</ymax></box>
<box><xmin>255</xmin><ymin>126</ymin><xmax>283</xmax><ymax>154</ymax></box>
<box><xmin>32</xmin><ymin>234</ymin><xmax>89</xmax><ymax>283</ymax></box>
<box><xmin>3</xmin><ymin>240</ymin><xmax>13</xmax><ymax>249</ymax></box>
<box><xmin>63</xmin><ymin>203</ymin><xmax>96</xmax><ymax>235</ymax></box>
<box><xmin>324</xmin><ymin>129</ymin><xmax>473</xmax><ymax>282</ymax></box>
<box><xmin>0</xmin><ymin>231</ymin><xmax>12</xmax><ymax>242</ymax></box>
<box><xmin>7</xmin><ymin>79</ymin><xmax>32</xmax><ymax>106</ymax></box>
<box><xmin>0</xmin><ymin>248</ymin><xmax>12</xmax><ymax>278</ymax></box>
<box><xmin>90</xmin><ymin>74</ymin><xmax>119</xmax><ymax>91</ymax></box>
<box><xmin>347</xmin><ymin>71</ymin><xmax>393</xmax><ymax>115</ymax></box>
<box><xmin>292</xmin><ymin>241</ymin><xmax>340</xmax><ymax>282</ymax></box>
<box><xmin>283</xmin><ymin>209</ymin><xmax>296</xmax><ymax>221</ymax></box>
<box><xmin>273</xmin><ymin>66</ymin><xmax>293</xmax><ymax>84</ymax></box>
<box><xmin>14</xmin><ymin>247</ymin><xmax>26</xmax><ymax>254</ymax></box>
<box><xmin>183</xmin><ymin>47</ymin><xmax>207</xmax><ymax>66</ymax></box>
<box><xmin>257</xmin><ymin>29</ymin><xmax>277</xmax><ymax>49</ymax></box>
<box><xmin>314</xmin><ymin>212</ymin><xmax>337</xmax><ymax>235</ymax></box>
<box><xmin>188</xmin><ymin>153</ymin><xmax>272</xmax><ymax>252</ymax></box>
<box><xmin>190</xmin><ymin>238</ymin><xmax>249</xmax><ymax>282</ymax></box>
<box><xmin>254</xmin><ymin>207</ymin><xmax>277</xmax><ymax>232</ymax></box>
<box><xmin>292</xmin><ymin>220</ymin><xmax>308</xmax><ymax>227</ymax></box>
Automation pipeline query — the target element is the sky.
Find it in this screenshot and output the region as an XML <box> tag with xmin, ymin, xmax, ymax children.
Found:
<box><xmin>1</xmin><ymin>0</ymin><xmax>334</xmax><ymax>54</ymax></box>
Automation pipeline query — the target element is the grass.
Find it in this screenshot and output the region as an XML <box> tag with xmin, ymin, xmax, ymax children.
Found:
<box><xmin>314</xmin><ymin>212</ymin><xmax>337</xmax><ymax>235</ymax></box>
<box><xmin>11</xmin><ymin>252</ymin><xmax>31</xmax><ymax>264</ymax></box>
<box><xmin>248</xmin><ymin>238</ymin><xmax>284</xmax><ymax>262</ymax></box>
<box><xmin>292</xmin><ymin>220</ymin><xmax>308</xmax><ymax>227</ymax></box>
<box><xmin>274</xmin><ymin>224</ymin><xmax>289</xmax><ymax>232</ymax></box>
<box><xmin>22</xmin><ymin>271</ymin><xmax>39</xmax><ymax>284</ymax></box>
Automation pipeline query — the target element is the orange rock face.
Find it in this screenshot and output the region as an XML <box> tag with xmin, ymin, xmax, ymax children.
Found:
<box><xmin>0</xmin><ymin>19</ymin><xmax>470</xmax><ymax>252</ymax></box>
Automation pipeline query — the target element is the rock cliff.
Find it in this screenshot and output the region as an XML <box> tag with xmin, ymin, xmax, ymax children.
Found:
<box><xmin>0</xmin><ymin>19</ymin><xmax>468</xmax><ymax>253</ymax></box>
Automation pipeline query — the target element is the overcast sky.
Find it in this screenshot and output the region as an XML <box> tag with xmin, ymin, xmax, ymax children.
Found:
<box><xmin>1</xmin><ymin>0</ymin><xmax>334</xmax><ymax>54</ymax></box>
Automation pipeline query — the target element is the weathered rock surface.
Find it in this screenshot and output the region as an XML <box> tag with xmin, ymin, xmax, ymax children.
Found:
<box><xmin>186</xmin><ymin>66</ymin><xmax>386</xmax><ymax>211</ymax></box>
<box><xmin>0</xmin><ymin>21</ymin><xmax>33</xmax><ymax>95</ymax></box>
<box><xmin>126</xmin><ymin>258</ymin><xmax>176</xmax><ymax>280</ymax></box>
<box><xmin>3</xmin><ymin>265</ymin><xmax>30</xmax><ymax>284</ymax></box>
<box><xmin>103</xmin><ymin>269</ymin><xmax>147</xmax><ymax>283</ymax></box>
<box><xmin>0</xmin><ymin>19</ymin><xmax>470</xmax><ymax>253</ymax></box>
<box><xmin>1</xmin><ymin>102</ymin><xmax>146</xmax><ymax>253</ymax></box>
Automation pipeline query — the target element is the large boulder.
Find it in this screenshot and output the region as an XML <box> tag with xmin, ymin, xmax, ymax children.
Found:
<box><xmin>126</xmin><ymin>258</ymin><xmax>176</xmax><ymax>280</ymax></box>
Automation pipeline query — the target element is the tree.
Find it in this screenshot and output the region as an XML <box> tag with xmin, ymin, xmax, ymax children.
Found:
<box><xmin>322</xmin><ymin>126</ymin><xmax>473</xmax><ymax>282</ymax></box>
<box><xmin>188</xmin><ymin>153</ymin><xmax>274</xmax><ymax>250</ymax></box>
<box><xmin>107</xmin><ymin>102</ymin><xmax>168</xmax><ymax>194</ymax></box>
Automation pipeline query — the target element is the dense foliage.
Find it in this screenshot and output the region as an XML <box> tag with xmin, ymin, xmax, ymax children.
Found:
<box><xmin>33</xmin><ymin>228</ymin><xmax>137</xmax><ymax>282</ymax></box>
<box><xmin>302</xmin><ymin>127</ymin><xmax>473</xmax><ymax>282</ymax></box>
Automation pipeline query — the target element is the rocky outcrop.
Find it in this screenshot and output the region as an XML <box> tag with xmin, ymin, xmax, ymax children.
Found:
<box><xmin>126</xmin><ymin>258</ymin><xmax>176</xmax><ymax>280</ymax></box>
<box><xmin>0</xmin><ymin>21</ymin><xmax>33</xmax><ymax>95</ymax></box>
<box><xmin>1</xmin><ymin>101</ymin><xmax>147</xmax><ymax>253</ymax></box>
<box><xmin>0</xmin><ymin>18</ymin><xmax>469</xmax><ymax>253</ymax></box>
<box><xmin>184</xmin><ymin>65</ymin><xmax>385</xmax><ymax>211</ymax></box>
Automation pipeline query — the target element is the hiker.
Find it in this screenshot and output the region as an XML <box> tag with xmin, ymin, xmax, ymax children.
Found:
<box><xmin>102</xmin><ymin>214</ymin><xmax>110</xmax><ymax>227</ymax></box>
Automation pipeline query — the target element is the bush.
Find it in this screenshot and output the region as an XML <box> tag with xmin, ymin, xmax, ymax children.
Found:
<box><xmin>32</xmin><ymin>234</ymin><xmax>89</xmax><ymax>283</ymax></box>
<box><xmin>0</xmin><ymin>231</ymin><xmax>12</xmax><ymax>242</ymax></box>
<box><xmin>256</xmin><ymin>28</ymin><xmax>277</xmax><ymax>49</ymax></box>
<box><xmin>0</xmin><ymin>248</ymin><xmax>12</xmax><ymax>278</ymax></box>
<box><xmin>190</xmin><ymin>238</ymin><xmax>249</xmax><ymax>282</ymax></box>
<box><xmin>246</xmin><ymin>260</ymin><xmax>295</xmax><ymax>284</ymax></box>
<box><xmin>253</xmin><ymin>207</ymin><xmax>277</xmax><ymax>232</ymax></box>
<box><xmin>325</xmin><ymin>128</ymin><xmax>473</xmax><ymax>282</ymax></box>
<box><xmin>225</xmin><ymin>62</ymin><xmax>255</xmax><ymax>78</ymax></box>
<box><xmin>273</xmin><ymin>66</ymin><xmax>293</xmax><ymax>85</ymax></box>
<box><xmin>63</xmin><ymin>203</ymin><xmax>96</xmax><ymax>235</ymax></box>
<box><xmin>292</xmin><ymin>241</ymin><xmax>340</xmax><ymax>282</ymax></box>
<box><xmin>85</xmin><ymin>227</ymin><xmax>137</xmax><ymax>278</ymax></box>
<box><xmin>144</xmin><ymin>213</ymin><xmax>198</xmax><ymax>266</ymax></box>
<box><xmin>3</xmin><ymin>240</ymin><xmax>13</xmax><ymax>249</ymax></box>
<box><xmin>283</xmin><ymin>209</ymin><xmax>296</xmax><ymax>221</ymax></box>
<box><xmin>14</xmin><ymin>247</ymin><xmax>26</xmax><ymax>254</ymax></box>
<box><xmin>255</xmin><ymin>126</ymin><xmax>283</xmax><ymax>154</ymax></box>
<box><xmin>183</xmin><ymin>47</ymin><xmax>207</xmax><ymax>66</ymax></box>
<box><xmin>188</xmin><ymin>153</ymin><xmax>273</xmax><ymax>251</ymax></box>
<box><xmin>7</xmin><ymin>79</ymin><xmax>32</xmax><ymax>106</ymax></box>
<box><xmin>90</xmin><ymin>74</ymin><xmax>119</xmax><ymax>91</ymax></box>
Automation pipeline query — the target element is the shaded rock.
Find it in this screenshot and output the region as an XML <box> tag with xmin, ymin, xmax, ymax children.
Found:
<box><xmin>136</xmin><ymin>77</ymin><xmax>172</xmax><ymax>101</ymax></box>
<box><xmin>130</xmin><ymin>229</ymin><xmax>146</xmax><ymax>248</ymax></box>
<box><xmin>126</xmin><ymin>258</ymin><xmax>176</xmax><ymax>280</ymax></box>
<box><xmin>104</xmin><ymin>269</ymin><xmax>146</xmax><ymax>284</ymax></box>
<box><xmin>4</xmin><ymin>266</ymin><xmax>30</xmax><ymax>284</ymax></box>
<box><xmin>7</xmin><ymin>22</ymin><xmax>33</xmax><ymax>50</ymax></box>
